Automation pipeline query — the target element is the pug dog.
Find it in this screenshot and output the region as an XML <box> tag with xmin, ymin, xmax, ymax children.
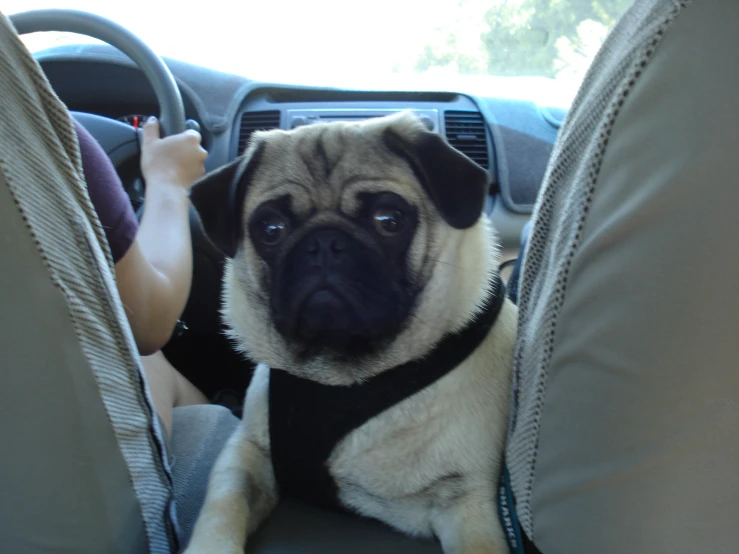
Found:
<box><xmin>183</xmin><ymin>111</ymin><xmax>517</xmax><ymax>554</ymax></box>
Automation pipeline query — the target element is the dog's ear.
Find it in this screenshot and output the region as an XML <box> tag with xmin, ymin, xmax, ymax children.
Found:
<box><xmin>189</xmin><ymin>140</ymin><xmax>265</xmax><ymax>258</ymax></box>
<box><xmin>382</xmin><ymin>114</ymin><xmax>489</xmax><ymax>229</ymax></box>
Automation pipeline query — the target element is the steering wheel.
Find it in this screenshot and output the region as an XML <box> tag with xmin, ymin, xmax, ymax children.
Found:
<box><xmin>10</xmin><ymin>9</ymin><xmax>186</xmax><ymax>172</ymax></box>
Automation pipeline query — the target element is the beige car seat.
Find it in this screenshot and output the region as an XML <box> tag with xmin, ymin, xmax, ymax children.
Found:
<box><xmin>0</xmin><ymin>10</ymin><xmax>177</xmax><ymax>552</ymax></box>
<box><xmin>505</xmin><ymin>0</ymin><xmax>739</xmax><ymax>552</ymax></box>
<box><xmin>0</xmin><ymin>11</ymin><xmax>245</xmax><ymax>553</ymax></box>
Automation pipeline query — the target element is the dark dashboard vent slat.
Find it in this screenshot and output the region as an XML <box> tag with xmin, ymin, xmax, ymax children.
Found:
<box><xmin>238</xmin><ymin>110</ymin><xmax>281</xmax><ymax>155</ymax></box>
<box><xmin>443</xmin><ymin>111</ymin><xmax>490</xmax><ymax>170</ymax></box>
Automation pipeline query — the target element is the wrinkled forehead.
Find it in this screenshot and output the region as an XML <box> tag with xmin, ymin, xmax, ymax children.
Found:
<box><xmin>243</xmin><ymin>122</ymin><xmax>425</xmax><ymax>217</ymax></box>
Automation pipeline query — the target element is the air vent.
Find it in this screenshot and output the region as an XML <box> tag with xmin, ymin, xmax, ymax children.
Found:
<box><xmin>237</xmin><ymin>110</ymin><xmax>281</xmax><ymax>155</ymax></box>
<box><xmin>443</xmin><ymin>111</ymin><xmax>490</xmax><ymax>169</ymax></box>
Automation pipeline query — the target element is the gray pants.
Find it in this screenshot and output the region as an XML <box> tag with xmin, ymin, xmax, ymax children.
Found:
<box><xmin>169</xmin><ymin>405</ymin><xmax>240</xmax><ymax>547</ymax></box>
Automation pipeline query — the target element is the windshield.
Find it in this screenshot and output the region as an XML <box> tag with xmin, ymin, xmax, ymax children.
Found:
<box><xmin>5</xmin><ymin>0</ymin><xmax>631</xmax><ymax>107</ymax></box>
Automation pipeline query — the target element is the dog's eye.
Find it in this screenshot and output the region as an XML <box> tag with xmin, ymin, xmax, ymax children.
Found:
<box><xmin>256</xmin><ymin>214</ymin><xmax>289</xmax><ymax>246</ymax></box>
<box><xmin>372</xmin><ymin>207</ymin><xmax>406</xmax><ymax>236</ymax></box>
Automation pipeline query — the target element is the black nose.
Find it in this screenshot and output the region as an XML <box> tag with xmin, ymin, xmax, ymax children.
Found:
<box><xmin>304</xmin><ymin>229</ymin><xmax>347</xmax><ymax>267</ymax></box>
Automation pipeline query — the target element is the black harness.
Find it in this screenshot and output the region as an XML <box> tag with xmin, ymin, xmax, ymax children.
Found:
<box><xmin>268</xmin><ymin>274</ymin><xmax>506</xmax><ymax>513</ymax></box>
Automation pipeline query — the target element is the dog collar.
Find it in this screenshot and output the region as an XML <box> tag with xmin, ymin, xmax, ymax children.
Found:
<box><xmin>268</xmin><ymin>273</ymin><xmax>507</xmax><ymax>513</ymax></box>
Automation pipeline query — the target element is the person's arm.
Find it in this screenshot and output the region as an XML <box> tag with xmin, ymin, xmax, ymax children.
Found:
<box><xmin>115</xmin><ymin>118</ymin><xmax>207</xmax><ymax>355</ymax></box>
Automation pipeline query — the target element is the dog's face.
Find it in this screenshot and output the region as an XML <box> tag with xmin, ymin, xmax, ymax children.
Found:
<box><xmin>191</xmin><ymin>111</ymin><xmax>498</xmax><ymax>384</ymax></box>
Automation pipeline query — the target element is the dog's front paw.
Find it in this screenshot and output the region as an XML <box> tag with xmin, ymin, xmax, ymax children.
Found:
<box><xmin>182</xmin><ymin>545</ymin><xmax>244</xmax><ymax>554</ymax></box>
<box><xmin>182</xmin><ymin>490</ymin><xmax>251</xmax><ymax>554</ymax></box>
<box><xmin>182</xmin><ymin>538</ymin><xmax>244</xmax><ymax>554</ymax></box>
<box><xmin>182</xmin><ymin>526</ymin><xmax>246</xmax><ymax>554</ymax></box>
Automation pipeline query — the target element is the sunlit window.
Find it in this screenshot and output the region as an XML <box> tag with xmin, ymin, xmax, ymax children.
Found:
<box><xmin>6</xmin><ymin>0</ymin><xmax>632</xmax><ymax>107</ymax></box>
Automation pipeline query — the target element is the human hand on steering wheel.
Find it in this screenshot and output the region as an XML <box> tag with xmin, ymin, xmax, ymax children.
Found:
<box><xmin>140</xmin><ymin>117</ymin><xmax>207</xmax><ymax>193</ymax></box>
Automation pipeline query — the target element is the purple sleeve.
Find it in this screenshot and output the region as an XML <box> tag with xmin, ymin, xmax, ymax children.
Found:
<box><xmin>73</xmin><ymin>119</ymin><xmax>139</xmax><ymax>263</ymax></box>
